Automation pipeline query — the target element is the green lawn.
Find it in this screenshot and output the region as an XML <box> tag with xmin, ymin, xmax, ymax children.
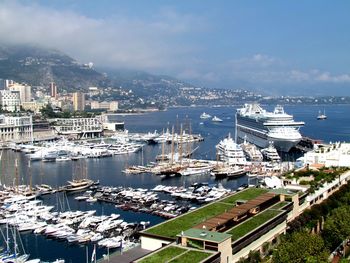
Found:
<box><xmin>270</xmin><ymin>201</ymin><xmax>290</xmax><ymax>210</ymax></box>
<box><xmin>138</xmin><ymin>246</ymin><xmax>187</xmax><ymax>263</ymax></box>
<box><xmin>220</xmin><ymin>188</ymin><xmax>268</xmax><ymax>204</ymax></box>
<box><xmin>145</xmin><ymin>202</ymin><xmax>233</xmax><ymax>238</ymax></box>
<box><xmin>145</xmin><ymin>188</ymin><xmax>269</xmax><ymax>238</ymax></box>
<box><xmin>170</xmin><ymin>250</ymin><xmax>212</xmax><ymax>263</ymax></box>
<box><xmin>227</xmin><ymin>209</ymin><xmax>282</xmax><ymax>241</ymax></box>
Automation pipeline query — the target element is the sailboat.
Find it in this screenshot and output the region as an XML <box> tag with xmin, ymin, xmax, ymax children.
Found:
<box><xmin>64</xmin><ymin>160</ymin><xmax>94</xmax><ymax>192</ymax></box>
<box><xmin>317</xmin><ymin>110</ymin><xmax>327</xmax><ymax>120</ymax></box>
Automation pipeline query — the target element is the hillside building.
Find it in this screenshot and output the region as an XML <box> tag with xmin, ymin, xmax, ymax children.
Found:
<box><xmin>8</xmin><ymin>82</ymin><xmax>32</xmax><ymax>103</ymax></box>
<box><xmin>50</xmin><ymin>82</ymin><xmax>57</xmax><ymax>98</ymax></box>
<box><xmin>72</xmin><ymin>92</ymin><xmax>85</xmax><ymax>111</ymax></box>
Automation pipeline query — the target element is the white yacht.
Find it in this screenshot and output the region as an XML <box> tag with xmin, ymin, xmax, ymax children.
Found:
<box><xmin>200</xmin><ymin>112</ymin><xmax>211</xmax><ymax>119</ymax></box>
<box><xmin>317</xmin><ymin>110</ymin><xmax>327</xmax><ymax>120</ymax></box>
<box><xmin>261</xmin><ymin>142</ymin><xmax>281</xmax><ymax>162</ymax></box>
<box><xmin>236</xmin><ymin>103</ymin><xmax>304</xmax><ymax>152</ymax></box>
<box><xmin>212</xmin><ymin>116</ymin><xmax>223</xmax><ymax>122</ymax></box>
<box><xmin>216</xmin><ymin>134</ymin><xmax>246</xmax><ymax>165</ymax></box>
<box><xmin>241</xmin><ymin>139</ymin><xmax>263</xmax><ymax>162</ymax></box>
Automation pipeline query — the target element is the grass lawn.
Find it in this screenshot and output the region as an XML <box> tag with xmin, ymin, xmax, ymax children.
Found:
<box><xmin>138</xmin><ymin>246</ymin><xmax>187</xmax><ymax>263</ymax></box>
<box><xmin>227</xmin><ymin>209</ymin><xmax>282</xmax><ymax>241</ymax></box>
<box><xmin>270</xmin><ymin>201</ymin><xmax>290</xmax><ymax>210</ymax></box>
<box><xmin>220</xmin><ymin>188</ymin><xmax>268</xmax><ymax>204</ymax></box>
<box><xmin>170</xmin><ymin>250</ymin><xmax>212</xmax><ymax>263</ymax></box>
<box><xmin>145</xmin><ymin>202</ymin><xmax>233</xmax><ymax>238</ymax></box>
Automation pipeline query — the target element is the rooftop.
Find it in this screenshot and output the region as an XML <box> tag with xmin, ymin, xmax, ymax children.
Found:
<box><xmin>136</xmin><ymin>245</ymin><xmax>214</xmax><ymax>263</ymax></box>
<box><xmin>143</xmin><ymin>187</ymin><xmax>268</xmax><ymax>238</ymax></box>
<box><xmin>178</xmin><ymin>228</ymin><xmax>231</xmax><ymax>243</ymax></box>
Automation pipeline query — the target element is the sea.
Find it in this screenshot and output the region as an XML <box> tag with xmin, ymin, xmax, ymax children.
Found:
<box><xmin>0</xmin><ymin>104</ymin><xmax>349</xmax><ymax>262</ymax></box>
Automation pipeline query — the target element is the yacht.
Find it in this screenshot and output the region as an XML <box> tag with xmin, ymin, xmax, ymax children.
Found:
<box><xmin>200</xmin><ymin>112</ymin><xmax>211</xmax><ymax>119</ymax></box>
<box><xmin>216</xmin><ymin>134</ymin><xmax>246</xmax><ymax>165</ymax></box>
<box><xmin>317</xmin><ymin>110</ymin><xmax>327</xmax><ymax>120</ymax></box>
<box><xmin>241</xmin><ymin>139</ymin><xmax>263</xmax><ymax>162</ymax></box>
<box><xmin>236</xmin><ymin>103</ymin><xmax>304</xmax><ymax>152</ymax></box>
<box><xmin>261</xmin><ymin>142</ymin><xmax>281</xmax><ymax>162</ymax></box>
<box><xmin>212</xmin><ymin>116</ymin><xmax>223</xmax><ymax>122</ymax></box>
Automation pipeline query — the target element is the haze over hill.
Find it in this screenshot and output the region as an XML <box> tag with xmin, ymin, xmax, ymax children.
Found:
<box><xmin>0</xmin><ymin>1</ymin><xmax>349</xmax><ymax>96</ymax></box>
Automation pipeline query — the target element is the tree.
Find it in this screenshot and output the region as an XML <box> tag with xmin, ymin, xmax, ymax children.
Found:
<box><xmin>272</xmin><ymin>231</ymin><xmax>329</xmax><ymax>263</ymax></box>
<box><xmin>322</xmin><ymin>206</ymin><xmax>350</xmax><ymax>250</ymax></box>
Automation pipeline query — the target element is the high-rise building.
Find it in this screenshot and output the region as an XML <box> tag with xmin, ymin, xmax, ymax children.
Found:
<box><xmin>73</xmin><ymin>92</ymin><xmax>85</xmax><ymax>111</ymax></box>
<box><xmin>50</xmin><ymin>82</ymin><xmax>57</xmax><ymax>98</ymax></box>
<box><xmin>8</xmin><ymin>83</ymin><xmax>32</xmax><ymax>103</ymax></box>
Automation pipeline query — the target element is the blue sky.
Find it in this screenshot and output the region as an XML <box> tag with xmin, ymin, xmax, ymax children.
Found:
<box><xmin>1</xmin><ymin>1</ymin><xmax>350</xmax><ymax>95</ymax></box>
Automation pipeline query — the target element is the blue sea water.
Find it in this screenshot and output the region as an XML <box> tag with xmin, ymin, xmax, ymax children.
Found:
<box><xmin>0</xmin><ymin>104</ymin><xmax>349</xmax><ymax>262</ymax></box>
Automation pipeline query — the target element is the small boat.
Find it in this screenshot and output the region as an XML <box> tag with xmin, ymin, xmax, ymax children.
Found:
<box><xmin>200</xmin><ymin>112</ymin><xmax>211</xmax><ymax>119</ymax></box>
<box><xmin>212</xmin><ymin>116</ymin><xmax>223</xmax><ymax>122</ymax></box>
<box><xmin>56</xmin><ymin>156</ymin><xmax>71</xmax><ymax>162</ymax></box>
<box><xmin>317</xmin><ymin>110</ymin><xmax>327</xmax><ymax>120</ymax></box>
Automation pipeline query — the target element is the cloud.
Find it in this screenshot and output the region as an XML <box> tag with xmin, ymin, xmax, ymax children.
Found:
<box><xmin>0</xmin><ymin>1</ymin><xmax>204</xmax><ymax>71</ymax></box>
<box><xmin>289</xmin><ymin>70</ymin><xmax>350</xmax><ymax>83</ymax></box>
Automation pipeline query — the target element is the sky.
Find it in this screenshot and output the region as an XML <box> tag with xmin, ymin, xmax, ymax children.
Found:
<box><xmin>0</xmin><ymin>0</ymin><xmax>350</xmax><ymax>95</ymax></box>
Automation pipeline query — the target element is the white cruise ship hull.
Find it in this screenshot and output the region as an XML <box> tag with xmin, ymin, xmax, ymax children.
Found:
<box><xmin>236</xmin><ymin>126</ymin><xmax>300</xmax><ymax>152</ymax></box>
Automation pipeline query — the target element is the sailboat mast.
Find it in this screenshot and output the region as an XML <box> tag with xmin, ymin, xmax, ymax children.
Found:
<box><xmin>170</xmin><ymin>126</ymin><xmax>175</xmax><ymax>165</ymax></box>
<box><xmin>28</xmin><ymin>160</ymin><xmax>32</xmax><ymax>192</ymax></box>
<box><xmin>179</xmin><ymin>124</ymin><xmax>183</xmax><ymax>166</ymax></box>
<box><xmin>15</xmin><ymin>159</ymin><xmax>18</xmax><ymax>193</ymax></box>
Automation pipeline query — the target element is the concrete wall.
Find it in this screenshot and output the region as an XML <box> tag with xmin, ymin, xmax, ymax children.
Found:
<box><xmin>140</xmin><ymin>236</ymin><xmax>171</xmax><ymax>251</ymax></box>
<box><xmin>232</xmin><ymin>221</ymin><xmax>286</xmax><ymax>262</ymax></box>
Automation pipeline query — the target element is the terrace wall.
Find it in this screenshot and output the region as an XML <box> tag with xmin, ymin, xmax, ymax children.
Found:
<box><xmin>232</xmin><ymin>220</ymin><xmax>287</xmax><ymax>262</ymax></box>
<box><xmin>140</xmin><ymin>235</ymin><xmax>172</xmax><ymax>250</ymax></box>
<box><xmin>232</xmin><ymin>211</ymin><xmax>287</xmax><ymax>254</ymax></box>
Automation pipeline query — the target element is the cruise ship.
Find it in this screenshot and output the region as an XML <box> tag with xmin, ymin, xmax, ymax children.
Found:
<box><xmin>235</xmin><ymin>104</ymin><xmax>304</xmax><ymax>152</ymax></box>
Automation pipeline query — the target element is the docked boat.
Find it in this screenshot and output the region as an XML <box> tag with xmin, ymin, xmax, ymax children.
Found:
<box><xmin>236</xmin><ymin>103</ymin><xmax>304</xmax><ymax>152</ymax></box>
<box><xmin>216</xmin><ymin>134</ymin><xmax>246</xmax><ymax>165</ymax></box>
<box><xmin>211</xmin><ymin>165</ymin><xmax>246</xmax><ymax>179</ymax></box>
<box><xmin>317</xmin><ymin>110</ymin><xmax>327</xmax><ymax>120</ymax></box>
<box><xmin>261</xmin><ymin>142</ymin><xmax>281</xmax><ymax>162</ymax></box>
<box><xmin>212</xmin><ymin>116</ymin><xmax>223</xmax><ymax>122</ymax></box>
<box><xmin>241</xmin><ymin>140</ymin><xmax>263</xmax><ymax>162</ymax></box>
<box><xmin>64</xmin><ymin>179</ymin><xmax>94</xmax><ymax>192</ymax></box>
<box><xmin>200</xmin><ymin>112</ymin><xmax>211</xmax><ymax>119</ymax></box>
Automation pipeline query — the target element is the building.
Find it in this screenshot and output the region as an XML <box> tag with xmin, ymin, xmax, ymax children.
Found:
<box><xmin>0</xmin><ymin>114</ymin><xmax>33</xmax><ymax>142</ymax></box>
<box><xmin>72</xmin><ymin>92</ymin><xmax>85</xmax><ymax>111</ymax></box>
<box><xmin>50</xmin><ymin>82</ymin><xmax>57</xmax><ymax>98</ymax></box>
<box><xmin>0</xmin><ymin>90</ymin><xmax>21</xmax><ymax>112</ymax></box>
<box><xmin>8</xmin><ymin>82</ymin><xmax>32</xmax><ymax>103</ymax></box>
<box><xmin>90</xmin><ymin>101</ymin><xmax>118</xmax><ymax>111</ymax></box>
<box><xmin>303</xmin><ymin>142</ymin><xmax>350</xmax><ymax>167</ymax></box>
<box><xmin>21</xmin><ymin>101</ymin><xmax>47</xmax><ymax>114</ymax></box>
<box><xmin>53</xmin><ymin>117</ymin><xmax>103</xmax><ymax>138</ymax></box>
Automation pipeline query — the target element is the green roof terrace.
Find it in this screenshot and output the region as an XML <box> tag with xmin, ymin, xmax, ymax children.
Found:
<box><xmin>143</xmin><ymin>188</ymin><xmax>268</xmax><ymax>239</ymax></box>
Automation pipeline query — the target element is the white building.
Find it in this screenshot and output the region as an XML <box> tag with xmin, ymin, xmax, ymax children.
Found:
<box><xmin>303</xmin><ymin>142</ymin><xmax>350</xmax><ymax>167</ymax></box>
<box><xmin>53</xmin><ymin>117</ymin><xmax>103</xmax><ymax>138</ymax></box>
<box><xmin>91</xmin><ymin>101</ymin><xmax>118</xmax><ymax>111</ymax></box>
<box><xmin>8</xmin><ymin>83</ymin><xmax>32</xmax><ymax>103</ymax></box>
<box><xmin>0</xmin><ymin>115</ymin><xmax>33</xmax><ymax>142</ymax></box>
<box><xmin>0</xmin><ymin>90</ymin><xmax>21</xmax><ymax>112</ymax></box>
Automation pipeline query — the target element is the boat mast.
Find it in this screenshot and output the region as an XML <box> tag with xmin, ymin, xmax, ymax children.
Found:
<box><xmin>179</xmin><ymin>124</ymin><xmax>183</xmax><ymax>167</ymax></box>
<box><xmin>28</xmin><ymin>160</ymin><xmax>32</xmax><ymax>192</ymax></box>
<box><xmin>170</xmin><ymin>126</ymin><xmax>175</xmax><ymax>166</ymax></box>
<box><xmin>15</xmin><ymin>158</ymin><xmax>18</xmax><ymax>193</ymax></box>
<box><xmin>234</xmin><ymin>109</ymin><xmax>238</xmax><ymax>143</ymax></box>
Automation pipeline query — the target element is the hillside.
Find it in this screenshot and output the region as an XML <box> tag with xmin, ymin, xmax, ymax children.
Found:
<box><xmin>0</xmin><ymin>44</ymin><xmax>109</xmax><ymax>91</ymax></box>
